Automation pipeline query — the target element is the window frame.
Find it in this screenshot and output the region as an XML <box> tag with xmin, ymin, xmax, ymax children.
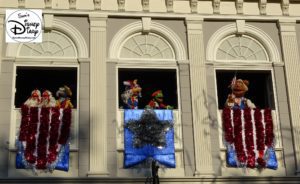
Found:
<box><xmin>9</xmin><ymin>63</ymin><xmax>80</xmax><ymax>150</ymax></box>
<box><xmin>117</xmin><ymin>67</ymin><xmax>179</xmax><ymax>110</ymax></box>
<box><xmin>115</xmin><ymin>63</ymin><xmax>184</xmax><ymax>174</ymax></box>
<box><xmin>213</xmin><ymin>66</ymin><xmax>281</xmax><ymax>146</ymax></box>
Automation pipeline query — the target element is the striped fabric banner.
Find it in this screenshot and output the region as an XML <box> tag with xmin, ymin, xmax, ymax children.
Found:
<box><xmin>222</xmin><ymin>108</ymin><xmax>278</xmax><ymax>169</ymax></box>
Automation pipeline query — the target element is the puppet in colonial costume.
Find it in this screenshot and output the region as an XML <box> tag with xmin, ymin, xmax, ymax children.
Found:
<box><xmin>121</xmin><ymin>79</ymin><xmax>142</xmax><ymax>109</ymax></box>
<box><xmin>56</xmin><ymin>85</ymin><xmax>73</xmax><ymax>109</ymax></box>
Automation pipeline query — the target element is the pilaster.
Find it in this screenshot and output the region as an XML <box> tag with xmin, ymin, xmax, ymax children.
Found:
<box><xmin>278</xmin><ymin>19</ymin><xmax>300</xmax><ymax>175</ymax></box>
<box><xmin>87</xmin><ymin>14</ymin><xmax>109</xmax><ymax>177</ymax></box>
<box><xmin>0</xmin><ymin>15</ymin><xmax>4</xmax><ymax>75</ymax></box>
<box><xmin>185</xmin><ymin>17</ymin><xmax>215</xmax><ymax>177</ymax></box>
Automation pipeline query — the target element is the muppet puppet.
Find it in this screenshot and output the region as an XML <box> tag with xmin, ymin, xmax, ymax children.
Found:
<box><xmin>225</xmin><ymin>78</ymin><xmax>256</xmax><ymax>109</ymax></box>
<box><xmin>146</xmin><ymin>90</ymin><xmax>173</xmax><ymax>109</ymax></box>
<box><xmin>56</xmin><ymin>85</ymin><xmax>74</xmax><ymax>109</ymax></box>
<box><xmin>121</xmin><ymin>79</ymin><xmax>142</xmax><ymax>109</ymax></box>
<box><xmin>40</xmin><ymin>90</ymin><xmax>56</xmax><ymax>107</ymax></box>
<box><xmin>24</xmin><ymin>89</ymin><xmax>41</xmax><ymax>107</ymax></box>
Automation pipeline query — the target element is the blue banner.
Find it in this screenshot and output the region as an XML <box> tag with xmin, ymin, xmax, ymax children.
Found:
<box><xmin>226</xmin><ymin>146</ymin><xmax>278</xmax><ymax>169</ymax></box>
<box><xmin>124</xmin><ymin>109</ymin><xmax>175</xmax><ymax>168</ymax></box>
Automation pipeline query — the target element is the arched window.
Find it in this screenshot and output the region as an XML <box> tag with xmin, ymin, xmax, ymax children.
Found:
<box><xmin>109</xmin><ymin>20</ymin><xmax>186</xmax><ymax>177</ymax></box>
<box><xmin>206</xmin><ymin>23</ymin><xmax>284</xmax><ymax>175</ymax></box>
<box><xmin>8</xmin><ymin>19</ymin><xmax>88</xmax><ymax>177</ymax></box>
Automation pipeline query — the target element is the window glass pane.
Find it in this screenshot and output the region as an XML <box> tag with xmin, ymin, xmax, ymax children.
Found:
<box><xmin>15</xmin><ymin>66</ymin><xmax>77</xmax><ymax>108</ymax></box>
<box><xmin>118</xmin><ymin>69</ymin><xmax>178</xmax><ymax>109</ymax></box>
<box><xmin>216</xmin><ymin>70</ymin><xmax>275</xmax><ymax>109</ymax></box>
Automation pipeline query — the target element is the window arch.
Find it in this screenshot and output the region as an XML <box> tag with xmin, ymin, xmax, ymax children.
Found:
<box><xmin>206</xmin><ymin>23</ymin><xmax>281</xmax><ymax>63</ymax></box>
<box><xmin>120</xmin><ymin>32</ymin><xmax>175</xmax><ymax>60</ymax></box>
<box><xmin>109</xmin><ymin>21</ymin><xmax>186</xmax><ymax>61</ymax></box>
<box><xmin>216</xmin><ymin>35</ymin><xmax>268</xmax><ymax>61</ymax></box>
<box><xmin>18</xmin><ymin>30</ymin><xmax>77</xmax><ymax>58</ymax></box>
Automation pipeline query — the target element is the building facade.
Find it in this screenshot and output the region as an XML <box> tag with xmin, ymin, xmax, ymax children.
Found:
<box><xmin>0</xmin><ymin>0</ymin><xmax>300</xmax><ymax>183</ymax></box>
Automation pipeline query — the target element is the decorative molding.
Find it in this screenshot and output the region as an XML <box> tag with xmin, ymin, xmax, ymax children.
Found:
<box><xmin>69</xmin><ymin>0</ymin><xmax>76</xmax><ymax>9</ymax></box>
<box><xmin>1</xmin><ymin>177</ymin><xmax>300</xmax><ymax>183</ymax></box>
<box><xmin>166</xmin><ymin>0</ymin><xmax>174</xmax><ymax>12</ymax></box>
<box><xmin>281</xmin><ymin>0</ymin><xmax>289</xmax><ymax>16</ymax></box>
<box><xmin>109</xmin><ymin>21</ymin><xmax>186</xmax><ymax>61</ymax></box>
<box><xmin>236</xmin><ymin>0</ymin><xmax>243</xmax><ymax>14</ymax></box>
<box><xmin>259</xmin><ymin>0</ymin><xmax>267</xmax><ymax>15</ymax></box>
<box><xmin>190</xmin><ymin>0</ymin><xmax>197</xmax><ymax>13</ymax></box>
<box><xmin>94</xmin><ymin>0</ymin><xmax>101</xmax><ymax>10</ymax></box>
<box><xmin>44</xmin><ymin>0</ymin><xmax>52</xmax><ymax>9</ymax></box>
<box><xmin>213</xmin><ymin>0</ymin><xmax>220</xmax><ymax>14</ymax></box>
<box><xmin>18</xmin><ymin>0</ymin><xmax>25</xmax><ymax>8</ymax></box>
<box><xmin>278</xmin><ymin>19</ymin><xmax>296</xmax><ymax>33</ymax></box>
<box><xmin>236</xmin><ymin>19</ymin><xmax>245</xmax><ymax>35</ymax></box>
<box><xmin>43</xmin><ymin>14</ymin><xmax>54</xmax><ymax>31</ymax></box>
<box><xmin>142</xmin><ymin>17</ymin><xmax>151</xmax><ymax>33</ymax></box>
<box><xmin>52</xmin><ymin>19</ymin><xmax>88</xmax><ymax>58</ymax></box>
<box><xmin>142</xmin><ymin>0</ymin><xmax>149</xmax><ymax>12</ymax></box>
<box><xmin>118</xmin><ymin>0</ymin><xmax>125</xmax><ymax>11</ymax></box>
<box><xmin>186</xmin><ymin>17</ymin><xmax>203</xmax><ymax>35</ymax></box>
<box><xmin>206</xmin><ymin>23</ymin><xmax>281</xmax><ymax>63</ymax></box>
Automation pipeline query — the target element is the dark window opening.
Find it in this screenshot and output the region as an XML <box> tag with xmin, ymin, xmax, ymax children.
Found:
<box><xmin>216</xmin><ymin>70</ymin><xmax>275</xmax><ymax>110</ymax></box>
<box><xmin>118</xmin><ymin>68</ymin><xmax>178</xmax><ymax>109</ymax></box>
<box><xmin>15</xmin><ymin>66</ymin><xmax>78</xmax><ymax>108</ymax></box>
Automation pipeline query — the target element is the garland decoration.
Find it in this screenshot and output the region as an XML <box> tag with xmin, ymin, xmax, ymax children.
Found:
<box><xmin>264</xmin><ymin>108</ymin><xmax>274</xmax><ymax>148</ymax></box>
<box><xmin>244</xmin><ymin>108</ymin><xmax>255</xmax><ymax>168</ymax></box>
<box><xmin>25</xmin><ymin>107</ymin><xmax>38</xmax><ymax>164</ymax></box>
<box><xmin>254</xmin><ymin>108</ymin><xmax>266</xmax><ymax>167</ymax></box>
<box><xmin>233</xmin><ymin>109</ymin><xmax>246</xmax><ymax>165</ymax></box>
<box><xmin>48</xmin><ymin>107</ymin><xmax>61</xmax><ymax>164</ymax></box>
<box><xmin>36</xmin><ymin>107</ymin><xmax>50</xmax><ymax>169</ymax></box>
<box><xmin>58</xmin><ymin>108</ymin><xmax>72</xmax><ymax>145</ymax></box>
<box><xmin>222</xmin><ymin>107</ymin><xmax>233</xmax><ymax>144</ymax></box>
<box><xmin>16</xmin><ymin>89</ymin><xmax>72</xmax><ymax>172</ymax></box>
<box><xmin>222</xmin><ymin>108</ymin><xmax>278</xmax><ymax>169</ymax></box>
<box><xmin>19</xmin><ymin>105</ymin><xmax>30</xmax><ymax>141</ymax></box>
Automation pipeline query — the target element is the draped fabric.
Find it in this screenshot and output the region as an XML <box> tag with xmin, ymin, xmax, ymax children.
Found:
<box><xmin>124</xmin><ymin>109</ymin><xmax>175</xmax><ymax>168</ymax></box>
<box><xmin>223</xmin><ymin>108</ymin><xmax>278</xmax><ymax>169</ymax></box>
<box><xmin>16</xmin><ymin>144</ymin><xmax>70</xmax><ymax>171</ymax></box>
<box><xmin>16</xmin><ymin>106</ymin><xmax>71</xmax><ymax>172</ymax></box>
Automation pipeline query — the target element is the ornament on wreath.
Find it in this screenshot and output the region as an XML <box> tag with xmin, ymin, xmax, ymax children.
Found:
<box><xmin>146</xmin><ymin>90</ymin><xmax>173</xmax><ymax>109</ymax></box>
<box><xmin>56</xmin><ymin>85</ymin><xmax>74</xmax><ymax>109</ymax></box>
<box><xmin>121</xmin><ymin>79</ymin><xmax>142</xmax><ymax>109</ymax></box>
<box><xmin>225</xmin><ymin>77</ymin><xmax>255</xmax><ymax>110</ymax></box>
